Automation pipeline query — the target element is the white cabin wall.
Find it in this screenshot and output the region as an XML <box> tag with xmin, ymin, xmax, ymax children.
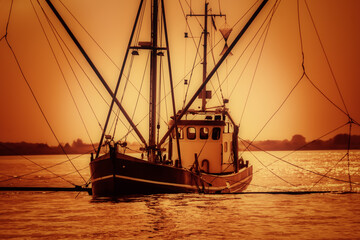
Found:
<box><xmin>171</xmin><ymin>125</ymin><xmax>224</xmax><ymax>173</ymax></box>
<box><xmin>222</xmin><ymin>133</ymin><xmax>234</xmax><ymax>172</ymax></box>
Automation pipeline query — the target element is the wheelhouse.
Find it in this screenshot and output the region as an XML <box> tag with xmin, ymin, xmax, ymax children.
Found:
<box><xmin>168</xmin><ymin>109</ymin><xmax>239</xmax><ymax>174</ymax></box>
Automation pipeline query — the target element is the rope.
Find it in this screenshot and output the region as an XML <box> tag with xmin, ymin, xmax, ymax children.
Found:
<box><xmin>0</xmin><ymin>143</ymin><xmax>77</xmax><ymax>186</ymax></box>
<box><xmin>208</xmin><ymin>0</ymin><xmax>281</xmax><ymax>107</ymax></box>
<box><xmin>58</xmin><ymin>0</ymin><xmax>149</xmax><ymax>105</ymax></box>
<box><xmin>346</xmin><ymin>122</ymin><xmax>353</xmax><ymax>191</ymax></box>
<box><xmin>0</xmin><ymin>0</ymin><xmax>13</xmax><ymax>42</ymax></box>
<box><xmin>303</xmin><ymin>0</ymin><xmax>349</xmax><ymax>115</ymax></box>
<box><xmin>309</xmin><ymin>153</ymin><xmax>347</xmax><ymax>190</ymax></box>
<box><xmin>243</xmin><ymin>122</ymin><xmax>347</xmax><ymax>174</ymax></box>
<box><xmin>237</xmin><ymin>3</ymin><xmax>277</xmax><ymax>127</ymax></box>
<box><xmin>125</xmin><ymin>53</ymin><xmax>150</xmax><ymax>143</ymax></box>
<box><xmin>239</xmin><ymin>137</ymin><xmax>360</xmax><ymax>186</ymax></box>
<box><xmin>43</xmin><ymin>1</ymin><xmax>146</xmax><ymax>145</ymax></box>
<box><xmin>0</xmin><ymin>149</ymin><xmax>92</xmax><ymax>185</ymax></box>
<box><xmin>33</xmin><ymin>0</ymin><xmax>96</xmax><ymax>152</ymax></box>
<box><xmin>182</xmin><ymin>33</ymin><xmax>203</xmax><ymax>108</ymax></box>
<box><xmin>3</xmin><ymin>0</ymin><xmax>86</xmax><ymax>184</ymax></box>
<box><xmin>209</xmin><ymin>23</ymin><xmax>224</xmax><ymax>105</ymax></box>
<box><xmin>247</xmin><ymin>148</ymin><xmax>298</xmax><ymax>187</ymax></box>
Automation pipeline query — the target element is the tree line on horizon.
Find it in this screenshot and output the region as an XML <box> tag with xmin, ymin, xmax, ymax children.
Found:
<box><xmin>0</xmin><ymin>134</ymin><xmax>360</xmax><ymax>156</ymax></box>
<box><xmin>242</xmin><ymin>134</ymin><xmax>360</xmax><ymax>151</ymax></box>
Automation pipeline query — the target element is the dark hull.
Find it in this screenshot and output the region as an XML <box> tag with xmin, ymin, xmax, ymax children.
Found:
<box><xmin>90</xmin><ymin>152</ymin><xmax>252</xmax><ymax>199</ymax></box>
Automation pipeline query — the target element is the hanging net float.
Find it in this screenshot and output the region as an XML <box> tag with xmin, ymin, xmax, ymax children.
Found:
<box><xmin>219</xmin><ymin>22</ymin><xmax>232</xmax><ymax>41</ymax></box>
<box><xmin>219</xmin><ymin>22</ymin><xmax>233</xmax><ymax>56</ymax></box>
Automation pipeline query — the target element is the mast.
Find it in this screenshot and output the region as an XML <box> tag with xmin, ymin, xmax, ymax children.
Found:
<box><xmin>158</xmin><ymin>0</ymin><xmax>269</xmax><ymax>147</ymax></box>
<box><xmin>188</xmin><ymin>1</ymin><xmax>224</xmax><ymax>111</ymax></box>
<box><xmin>149</xmin><ymin>0</ymin><xmax>159</xmax><ymax>161</ymax></box>
<box><xmin>201</xmin><ymin>2</ymin><xmax>208</xmax><ymax>111</ymax></box>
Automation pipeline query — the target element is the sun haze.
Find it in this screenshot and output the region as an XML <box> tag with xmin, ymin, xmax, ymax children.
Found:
<box><xmin>0</xmin><ymin>0</ymin><xmax>359</xmax><ymax>146</ymax></box>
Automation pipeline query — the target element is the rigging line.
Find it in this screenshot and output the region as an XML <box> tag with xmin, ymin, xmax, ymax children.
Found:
<box><xmin>37</xmin><ymin>14</ymin><xmax>103</xmax><ymax>131</ymax></box>
<box><xmin>232</xmin><ymin>0</ymin><xmax>261</xmax><ymax>29</ymax></box>
<box><xmin>182</xmin><ymin>33</ymin><xmax>203</xmax><ymax>108</ymax></box>
<box><xmin>157</xmin><ymin>5</ymin><xmax>165</xmax><ymax>144</ymax></box>
<box><xmin>239</xmin><ymin>136</ymin><xmax>360</xmax><ymax>186</ymax></box>
<box><xmin>247</xmin><ymin>148</ymin><xmax>298</xmax><ymax>187</ymax></box>
<box><xmin>0</xmin><ymin>149</ymin><xmax>92</xmax><ymax>185</ymax></box>
<box><xmin>209</xmin><ymin>22</ymin><xmax>224</xmax><ymax>105</ymax></box>
<box><xmin>242</xmin><ymin>72</ymin><xmax>305</xmax><ymax>154</ymax></box>
<box><xmin>9</xmin><ymin>165</ymin><xmax>89</xmax><ymax>181</ymax></box>
<box><xmin>247</xmin><ymin>183</ymin><xmax>289</xmax><ymax>192</ymax></box>
<box><xmin>297</xmin><ymin>1</ymin><xmax>349</xmax><ymax>120</ymax></box>
<box><xmin>280</xmin><ymin>122</ymin><xmax>349</xmax><ymax>159</ymax></box>
<box><xmin>34</xmin><ymin>0</ymin><xmax>96</xmax><ymax>153</ymax></box>
<box><xmin>179</xmin><ymin>0</ymin><xmax>256</xmax><ymax>104</ymax></box>
<box><xmin>297</xmin><ymin>0</ymin><xmax>305</xmax><ymax>71</ymax></box>
<box><xmin>37</xmin><ymin>5</ymin><xmax>143</xmax><ymax>145</ymax></box>
<box><xmin>57</xmin><ymin>0</ymin><xmax>119</xmax><ymax>70</ymax></box>
<box><xmin>249</xmin><ymin>122</ymin><xmax>348</xmax><ymax>175</ymax></box>
<box><xmin>41</xmin><ymin>1</ymin><xmax>146</xmax><ymax>139</ymax></box>
<box><xmin>347</xmin><ymin>122</ymin><xmax>353</xmax><ymax>191</ymax></box>
<box><xmin>238</xmin><ymin>7</ymin><xmax>276</xmax><ymax>127</ymax></box>
<box><xmin>309</xmin><ymin>153</ymin><xmax>348</xmax><ymax>191</ymax></box>
<box><xmin>112</xmin><ymin>55</ymin><xmax>137</xmax><ymax>140</ymax></box>
<box><xmin>59</xmin><ymin>0</ymin><xmax>149</xmax><ymax>105</ymax></box>
<box><xmin>178</xmin><ymin>0</ymin><xmax>205</xmax><ymax>61</ymax></box>
<box><xmin>227</xmin><ymin>17</ymin><xmax>269</xmax><ymax>100</ymax></box>
<box><xmin>0</xmin><ymin>0</ymin><xmax>13</xmax><ymax>42</ymax></box>
<box><xmin>126</xmin><ymin>53</ymin><xmax>150</xmax><ymax>143</ymax></box>
<box><xmin>4</xmin><ymin>34</ymin><xmax>86</xmax><ymax>184</ymax></box>
<box><xmin>304</xmin><ymin>0</ymin><xmax>349</xmax><ymax>115</ymax></box>
<box><xmin>161</xmin><ymin>55</ymin><xmax>169</xmax><ymax>123</ymax></box>
<box><xmin>184</xmin><ymin>0</ymin><xmax>203</xmax><ymax>29</ymax></box>
<box><xmin>157</xmin><ymin>58</ymin><xmax>163</xmax><ymax>144</ymax></box>
<box><xmin>304</xmin><ymin>73</ymin><xmax>349</xmax><ymax>117</ymax></box>
<box><xmin>108</xmin><ymin>108</ymin><xmax>121</xmax><ymax>136</ymax></box>
<box><xmin>179</xmin><ymin>0</ymin><xmax>261</xmax><ymax>95</ymax></box>
<box><xmin>0</xmin><ymin>143</ymin><xmax>76</xmax><ymax>186</ymax></box>
<box><xmin>208</xmin><ymin>0</ymin><xmax>280</xmax><ymax>106</ymax></box>
<box><xmin>31</xmin><ymin>14</ymin><xmax>105</xmax><ymax>131</ymax></box>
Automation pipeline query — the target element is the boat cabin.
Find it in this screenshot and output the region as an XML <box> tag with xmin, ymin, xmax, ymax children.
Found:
<box><xmin>168</xmin><ymin>110</ymin><xmax>238</xmax><ymax>174</ymax></box>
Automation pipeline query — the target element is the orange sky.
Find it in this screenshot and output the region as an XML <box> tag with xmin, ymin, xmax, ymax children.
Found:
<box><xmin>0</xmin><ymin>0</ymin><xmax>359</xmax><ymax>146</ymax></box>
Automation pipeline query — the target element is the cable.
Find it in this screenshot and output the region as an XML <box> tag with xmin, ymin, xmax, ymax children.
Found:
<box><xmin>0</xmin><ymin>143</ymin><xmax>77</xmax><ymax>185</ymax></box>
<box><xmin>33</xmin><ymin>0</ymin><xmax>96</xmax><ymax>152</ymax></box>
<box><xmin>3</xmin><ymin>1</ymin><xmax>86</xmax><ymax>185</ymax></box>
<box><xmin>239</xmin><ymin>137</ymin><xmax>360</xmax><ymax>186</ymax></box>
<box><xmin>304</xmin><ymin>0</ymin><xmax>349</xmax><ymax>115</ymax></box>
<box><xmin>0</xmin><ymin>0</ymin><xmax>13</xmax><ymax>42</ymax></box>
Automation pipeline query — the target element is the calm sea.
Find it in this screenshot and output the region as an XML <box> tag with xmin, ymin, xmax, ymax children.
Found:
<box><xmin>0</xmin><ymin>150</ymin><xmax>359</xmax><ymax>239</ymax></box>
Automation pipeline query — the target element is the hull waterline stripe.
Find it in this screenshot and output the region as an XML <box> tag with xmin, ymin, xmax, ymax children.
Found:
<box><xmin>92</xmin><ymin>173</ymin><xmax>252</xmax><ymax>192</ymax></box>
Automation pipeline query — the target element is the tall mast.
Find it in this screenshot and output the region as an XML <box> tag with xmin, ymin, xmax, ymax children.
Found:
<box><xmin>201</xmin><ymin>2</ymin><xmax>208</xmax><ymax>111</ymax></box>
<box><xmin>159</xmin><ymin>0</ymin><xmax>269</xmax><ymax>147</ymax></box>
<box><xmin>188</xmin><ymin>1</ymin><xmax>224</xmax><ymax>111</ymax></box>
<box><xmin>149</xmin><ymin>0</ymin><xmax>159</xmax><ymax>161</ymax></box>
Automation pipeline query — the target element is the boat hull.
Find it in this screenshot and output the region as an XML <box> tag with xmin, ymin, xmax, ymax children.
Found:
<box><xmin>90</xmin><ymin>152</ymin><xmax>252</xmax><ymax>199</ymax></box>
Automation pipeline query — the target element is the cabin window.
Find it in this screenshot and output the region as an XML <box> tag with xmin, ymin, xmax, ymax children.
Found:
<box><xmin>173</xmin><ymin>127</ymin><xmax>184</xmax><ymax>139</ymax></box>
<box><xmin>212</xmin><ymin>127</ymin><xmax>221</xmax><ymax>140</ymax></box>
<box><xmin>224</xmin><ymin>142</ymin><xmax>228</xmax><ymax>152</ymax></box>
<box><xmin>187</xmin><ymin>127</ymin><xmax>196</xmax><ymax>140</ymax></box>
<box><xmin>200</xmin><ymin>127</ymin><xmax>209</xmax><ymax>139</ymax></box>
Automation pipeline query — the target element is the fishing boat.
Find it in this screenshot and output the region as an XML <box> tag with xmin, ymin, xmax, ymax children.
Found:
<box><xmin>47</xmin><ymin>0</ymin><xmax>269</xmax><ymax>198</ymax></box>
<box><xmin>0</xmin><ymin>0</ymin><xmax>359</xmax><ymax>197</ymax></box>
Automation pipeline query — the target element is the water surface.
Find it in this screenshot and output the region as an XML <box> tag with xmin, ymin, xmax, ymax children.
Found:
<box><xmin>0</xmin><ymin>151</ymin><xmax>359</xmax><ymax>239</ymax></box>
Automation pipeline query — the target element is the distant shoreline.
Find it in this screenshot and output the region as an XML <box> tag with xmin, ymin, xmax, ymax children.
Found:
<box><xmin>0</xmin><ymin>134</ymin><xmax>359</xmax><ymax>156</ymax></box>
